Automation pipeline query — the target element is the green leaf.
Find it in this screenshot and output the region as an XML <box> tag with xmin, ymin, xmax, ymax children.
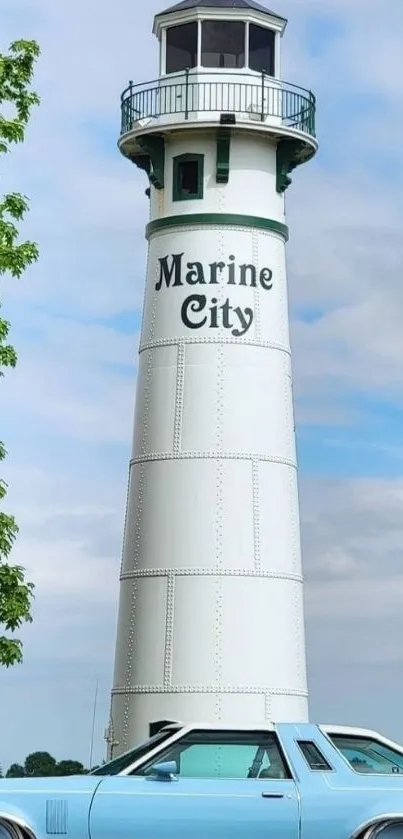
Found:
<box><xmin>0</xmin><ymin>515</ymin><xmax>19</xmax><ymax>557</ymax></box>
<box><xmin>0</xmin><ymin>38</ymin><xmax>39</xmax><ymax>667</ymax></box>
<box><xmin>0</xmin><ymin>193</ymin><xmax>30</xmax><ymax>220</ymax></box>
<box><xmin>0</xmin><ymin>637</ymin><xmax>23</xmax><ymax>667</ymax></box>
<box><xmin>0</xmin><ymin>562</ymin><xmax>34</xmax><ymax>629</ymax></box>
<box><xmin>0</xmin><ymin>40</ymin><xmax>40</xmax><ymax>151</ymax></box>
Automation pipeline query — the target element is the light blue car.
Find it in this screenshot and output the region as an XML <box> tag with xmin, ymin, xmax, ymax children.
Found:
<box><xmin>1</xmin><ymin>721</ymin><xmax>403</xmax><ymax>839</ymax></box>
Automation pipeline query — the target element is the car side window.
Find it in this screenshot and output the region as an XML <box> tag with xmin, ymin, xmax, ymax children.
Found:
<box><xmin>131</xmin><ymin>730</ymin><xmax>292</xmax><ymax>780</ymax></box>
<box><xmin>329</xmin><ymin>735</ymin><xmax>403</xmax><ymax>775</ymax></box>
<box><xmin>297</xmin><ymin>741</ymin><xmax>332</xmax><ymax>771</ymax></box>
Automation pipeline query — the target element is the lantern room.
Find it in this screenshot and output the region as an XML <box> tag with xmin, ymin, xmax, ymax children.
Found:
<box><xmin>119</xmin><ymin>0</ymin><xmax>317</xmax><ymax>195</ymax></box>
<box><xmin>153</xmin><ymin>0</ymin><xmax>287</xmax><ymax>79</ymax></box>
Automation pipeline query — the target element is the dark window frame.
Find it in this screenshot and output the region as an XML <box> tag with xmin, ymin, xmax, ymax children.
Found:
<box><xmin>173</xmin><ymin>153</ymin><xmax>204</xmax><ymax>202</ymax></box>
<box><xmin>296</xmin><ymin>740</ymin><xmax>333</xmax><ymax>772</ymax></box>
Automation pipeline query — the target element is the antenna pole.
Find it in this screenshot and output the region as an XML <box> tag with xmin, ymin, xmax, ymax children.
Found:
<box><xmin>89</xmin><ymin>679</ymin><xmax>99</xmax><ymax>770</ymax></box>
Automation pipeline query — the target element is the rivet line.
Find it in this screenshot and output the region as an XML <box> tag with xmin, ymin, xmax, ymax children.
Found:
<box><xmin>130</xmin><ymin>451</ymin><xmax>297</xmax><ymax>468</ymax></box>
<box><xmin>112</xmin><ymin>685</ymin><xmax>309</xmax><ymax>697</ymax></box>
<box><xmin>120</xmin><ymin>568</ymin><xmax>303</xmax><ymax>582</ymax></box>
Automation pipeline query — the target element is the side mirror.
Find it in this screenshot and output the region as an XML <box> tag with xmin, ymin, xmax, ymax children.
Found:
<box><xmin>148</xmin><ymin>761</ymin><xmax>178</xmax><ymax>781</ymax></box>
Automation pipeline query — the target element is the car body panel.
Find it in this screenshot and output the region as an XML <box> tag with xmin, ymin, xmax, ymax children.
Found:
<box><xmin>0</xmin><ymin>723</ymin><xmax>403</xmax><ymax>839</ymax></box>
<box><xmin>90</xmin><ymin>775</ymin><xmax>300</xmax><ymax>839</ymax></box>
<box><xmin>278</xmin><ymin>724</ymin><xmax>403</xmax><ymax>839</ymax></box>
<box><xmin>0</xmin><ymin>776</ymin><xmax>101</xmax><ymax>839</ymax></box>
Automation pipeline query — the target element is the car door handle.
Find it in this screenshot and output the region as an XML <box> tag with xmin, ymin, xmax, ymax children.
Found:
<box><xmin>261</xmin><ymin>793</ymin><xmax>285</xmax><ymax>799</ymax></box>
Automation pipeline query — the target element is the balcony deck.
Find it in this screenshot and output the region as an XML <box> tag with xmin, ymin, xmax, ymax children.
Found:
<box><xmin>120</xmin><ymin>71</ymin><xmax>316</xmax><ymax>152</ymax></box>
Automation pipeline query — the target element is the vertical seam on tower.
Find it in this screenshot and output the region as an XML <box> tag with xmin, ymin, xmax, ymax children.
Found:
<box><xmin>284</xmin><ymin>360</ymin><xmax>293</xmax><ymax>460</ymax></box>
<box><xmin>173</xmin><ymin>342</ymin><xmax>185</xmax><ymax>454</ymax></box>
<box><xmin>294</xmin><ymin>582</ymin><xmax>303</xmax><ymax>684</ymax></box>
<box><xmin>116</xmin><ymin>255</ymin><xmax>158</xmax><ymax>751</ymax></box>
<box><xmin>123</xmin><ymin>578</ymin><xmax>138</xmax><ymax>751</ymax></box>
<box><xmin>106</xmin><ymin>701</ymin><xmax>115</xmax><ymax>761</ymax></box>
<box><xmin>280</xmin><ymin>232</ymin><xmax>289</xmax><ymax>348</ymax></box>
<box><xmin>252</xmin><ymin>458</ymin><xmax>261</xmax><ymax>573</ymax></box>
<box><xmin>215</xmin><ymin>345</ymin><xmax>224</xmax><ymax>721</ymax></box>
<box><xmin>140</xmin><ymin>259</ymin><xmax>159</xmax><ymax>455</ymax></box>
<box><xmin>288</xmin><ymin>359</ymin><xmax>299</xmax><ymax>573</ymax></box>
<box><xmin>289</xmin><ymin>467</ymin><xmax>299</xmax><ymax>574</ymax></box>
<box><xmin>139</xmin><ymin>199</ymin><xmax>153</xmax><ymax>348</ymax></box>
<box><xmin>122</xmin><ymin>462</ymin><xmax>144</xmax><ymax>750</ymax></box>
<box><xmin>141</xmin><ymin>352</ymin><xmax>153</xmax><ymax>455</ymax></box>
<box><xmin>139</xmin><ymin>379</ymin><xmax>151</xmax><ymax>461</ymax></box>
<box><xmin>119</xmin><ymin>467</ymin><xmax>131</xmax><ymax>576</ymax></box>
<box><xmin>133</xmin><ymin>464</ymin><xmax>144</xmax><ymax>570</ymax></box>
<box><xmin>164</xmin><ymin>573</ymin><xmax>175</xmax><ymax>687</ymax></box>
<box><xmin>264</xmin><ymin>692</ymin><xmax>272</xmax><ymax>723</ymax></box>
<box><xmin>253</xmin><ymin>230</ymin><xmax>261</xmax><ymax>341</ymax></box>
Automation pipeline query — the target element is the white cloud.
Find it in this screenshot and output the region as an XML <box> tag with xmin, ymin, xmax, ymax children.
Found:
<box><xmin>301</xmin><ymin>477</ymin><xmax>403</xmax><ymax>735</ymax></box>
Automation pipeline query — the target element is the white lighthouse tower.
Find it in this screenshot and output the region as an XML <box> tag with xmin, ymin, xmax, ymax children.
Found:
<box><xmin>108</xmin><ymin>0</ymin><xmax>317</xmax><ymax>757</ymax></box>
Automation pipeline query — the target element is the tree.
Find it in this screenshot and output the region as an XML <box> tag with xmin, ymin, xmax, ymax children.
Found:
<box><xmin>56</xmin><ymin>760</ymin><xmax>86</xmax><ymax>776</ymax></box>
<box><xmin>5</xmin><ymin>753</ymin><xmax>88</xmax><ymax>778</ymax></box>
<box><xmin>5</xmin><ymin>762</ymin><xmax>25</xmax><ymax>778</ymax></box>
<box><xmin>24</xmin><ymin>751</ymin><xmax>57</xmax><ymax>777</ymax></box>
<box><xmin>0</xmin><ymin>39</ymin><xmax>40</xmax><ymax>666</ymax></box>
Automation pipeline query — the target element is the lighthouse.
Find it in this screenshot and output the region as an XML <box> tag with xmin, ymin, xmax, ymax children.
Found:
<box><xmin>108</xmin><ymin>0</ymin><xmax>317</xmax><ymax>757</ymax></box>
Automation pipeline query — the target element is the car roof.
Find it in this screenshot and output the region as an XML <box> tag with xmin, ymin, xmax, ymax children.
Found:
<box><xmin>162</xmin><ymin>721</ymin><xmax>402</xmax><ymax>746</ymax></box>
<box><xmin>162</xmin><ymin>721</ymin><xmax>378</xmax><ymax>734</ymax></box>
<box><xmin>321</xmin><ymin>724</ymin><xmax>388</xmax><ymax>737</ymax></box>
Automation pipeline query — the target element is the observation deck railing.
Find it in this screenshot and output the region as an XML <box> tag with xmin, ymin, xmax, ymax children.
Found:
<box><xmin>120</xmin><ymin>70</ymin><xmax>316</xmax><ymax>138</ymax></box>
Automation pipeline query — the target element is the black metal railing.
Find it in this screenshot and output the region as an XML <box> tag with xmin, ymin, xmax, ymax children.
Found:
<box><xmin>120</xmin><ymin>71</ymin><xmax>316</xmax><ymax>138</ymax></box>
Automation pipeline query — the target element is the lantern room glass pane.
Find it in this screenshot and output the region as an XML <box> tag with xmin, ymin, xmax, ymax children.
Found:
<box><xmin>166</xmin><ymin>22</ymin><xmax>198</xmax><ymax>74</ymax></box>
<box><xmin>249</xmin><ymin>24</ymin><xmax>275</xmax><ymax>75</ymax></box>
<box><xmin>201</xmin><ymin>21</ymin><xmax>245</xmax><ymax>68</ymax></box>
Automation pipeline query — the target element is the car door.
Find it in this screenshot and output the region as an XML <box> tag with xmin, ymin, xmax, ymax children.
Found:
<box><xmin>89</xmin><ymin>729</ymin><xmax>299</xmax><ymax>839</ymax></box>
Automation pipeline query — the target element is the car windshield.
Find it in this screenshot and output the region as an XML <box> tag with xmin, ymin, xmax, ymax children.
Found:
<box><xmin>92</xmin><ymin>728</ymin><xmax>179</xmax><ymax>776</ymax></box>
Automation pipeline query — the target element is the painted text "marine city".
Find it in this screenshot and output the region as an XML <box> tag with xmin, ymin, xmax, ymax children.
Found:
<box><xmin>156</xmin><ymin>253</ymin><xmax>274</xmax><ymax>337</ymax></box>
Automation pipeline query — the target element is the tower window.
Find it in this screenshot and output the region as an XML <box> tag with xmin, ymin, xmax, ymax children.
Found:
<box><xmin>201</xmin><ymin>21</ymin><xmax>245</xmax><ymax>69</ymax></box>
<box><xmin>249</xmin><ymin>25</ymin><xmax>275</xmax><ymax>75</ymax></box>
<box><xmin>166</xmin><ymin>22</ymin><xmax>198</xmax><ymax>75</ymax></box>
<box><xmin>173</xmin><ymin>154</ymin><xmax>204</xmax><ymax>201</ymax></box>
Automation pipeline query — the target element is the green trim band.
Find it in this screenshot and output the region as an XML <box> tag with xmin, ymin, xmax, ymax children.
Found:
<box><xmin>146</xmin><ymin>213</ymin><xmax>289</xmax><ymax>241</ymax></box>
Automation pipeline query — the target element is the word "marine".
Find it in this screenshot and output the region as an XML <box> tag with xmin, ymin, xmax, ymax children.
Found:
<box><xmin>156</xmin><ymin>253</ymin><xmax>274</xmax><ymax>337</ymax></box>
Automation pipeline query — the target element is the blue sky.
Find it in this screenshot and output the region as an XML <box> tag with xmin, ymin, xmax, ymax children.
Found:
<box><xmin>2</xmin><ymin>0</ymin><xmax>403</xmax><ymax>772</ymax></box>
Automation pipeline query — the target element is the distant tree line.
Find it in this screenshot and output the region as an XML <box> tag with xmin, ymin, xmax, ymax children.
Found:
<box><xmin>0</xmin><ymin>751</ymin><xmax>94</xmax><ymax>777</ymax></box>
